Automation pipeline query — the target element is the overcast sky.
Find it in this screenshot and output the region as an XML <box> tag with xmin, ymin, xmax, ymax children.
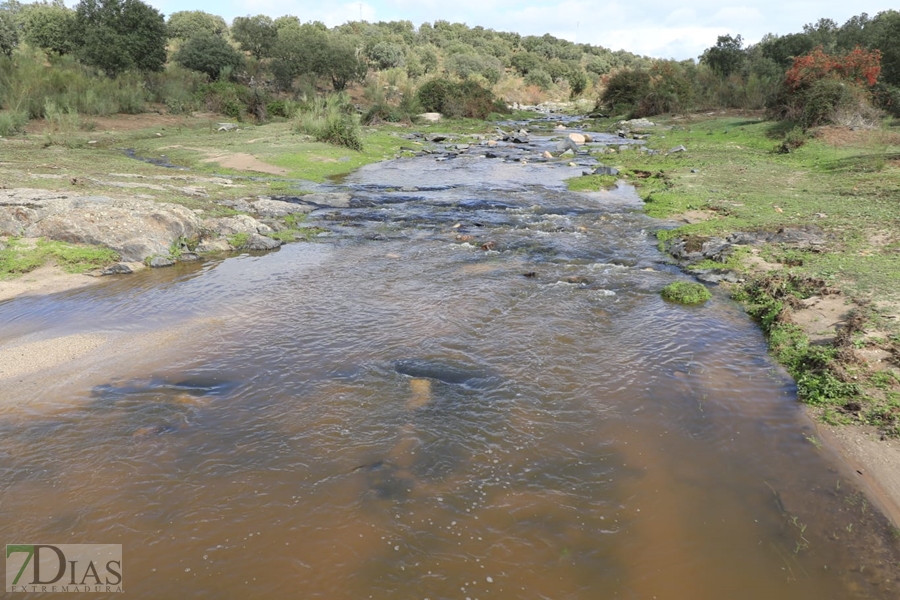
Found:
<box><xmin>145</xmin><ymin>1</ymin><xmax>898</xmax><ymax>60</ymax></box>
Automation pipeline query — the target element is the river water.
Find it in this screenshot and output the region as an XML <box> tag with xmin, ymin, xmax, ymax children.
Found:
<box><xmin>2</xmin><ymin>127</ymin><xmax>899</xmax><ymax>598</ymax></box>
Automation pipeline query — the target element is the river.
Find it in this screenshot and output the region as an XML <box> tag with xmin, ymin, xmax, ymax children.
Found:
<box><xmin>2</xmin><ymin>124</ymin><xmax>898</xmax><ymax>598</ymax></box>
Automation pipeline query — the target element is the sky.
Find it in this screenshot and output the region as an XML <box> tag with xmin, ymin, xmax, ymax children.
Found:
<box><xmin>144</xmin><ymin>0</ymin><xmax>899</xmax><ymax>60</ymax></box>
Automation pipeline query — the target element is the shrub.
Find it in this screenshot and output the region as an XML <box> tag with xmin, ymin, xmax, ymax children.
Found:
<box><xmin>369</xmin><ymin>41</ymin><xmax>405</xmax><ymax>70</ymax></box>
<box><xmin>599</xmin><ymin>69</ymin><xmax>651</xmax><ymax>115</ymax></box>
<box><xmin>0</xmin><ymin>50</ymin><xmax>148</xmax><ymax>118</ymax></box>
<box><xmin>0</xmin><ymin>110</ymin><xmax>28</xmax><ymax>136</ymax></box>
<box><xmin>777</xmin><ymin>126</ymin><xmax>808</xmax><ymax>153</ymax></box>
<box><xmin>524</xmin><ymin>69</ymin><xmax>553</xmax><ymax>90</ymax></box>
<box><xmin>416</xmin><ymin>78</ymin><xmax>504</xmax><ymax>119</ymax></box>
<box><xmin>199</xmin><ymin>81</ymin><xmax>251</xmax><ymax>119</ymax></box>
<box><xmin>660</xmin><ymin>281</ymin><xmax>712</xmax><ymax>305</ymax></box>
<box><xmin>771</xmin><ymin>45</ymin><xmax>883</xmax><ymax>127</ymax></box>
<box><xmin>872</xmin><ymin>82</ymin><xmax>900</xmax><ymax>117</ymax></box>
<box><xmin>293</xmin><ymin>94</ymin><xmax>363</xmax><ymax>151</ymax></box>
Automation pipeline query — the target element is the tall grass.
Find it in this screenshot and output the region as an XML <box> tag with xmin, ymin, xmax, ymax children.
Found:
<box><xmin>0</xmin><ymin>110</ymin><xmax>28</xmax><ymax>136</ymax></box>
<box><xmin>0</xmin><ymin>49</ymin><xmax>148</xmax><ymax>120</ymax></box>
<box><xmin>293</xmin><ymin>93</ymin><xmax>363</xmax><ymax>151</ymax></box>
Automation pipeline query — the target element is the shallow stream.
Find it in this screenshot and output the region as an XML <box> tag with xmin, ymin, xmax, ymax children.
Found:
<box><xmin>2</xmin><ymin>123</ymin><xmax>899</xmax><ymax>598</ymax></box>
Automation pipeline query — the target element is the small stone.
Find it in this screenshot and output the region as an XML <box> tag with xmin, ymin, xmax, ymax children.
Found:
<box><xmin>178</xmin><ymin>252</ymin><xmax>200</xmax><ymax>262</ymax></box>
<box><xmin>667</xmin><ymin>145</ymin><xmax>687</xmax><ymax>154</ymax></box>
<box><xmin>480</xmin><ymin>241</ymin><xmax>496</xmax><ymax>251</ymax></box>
<box><xmin>542</xmin><ymin>151</ymin><xmax>553</xmax><ymax>159</ymax></box>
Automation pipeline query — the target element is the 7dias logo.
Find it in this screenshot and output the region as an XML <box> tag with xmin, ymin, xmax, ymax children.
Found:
<box><xmin>6</xmin><ymin>544</ymin><xmax>122</xmax><ymax>593</ymax></box>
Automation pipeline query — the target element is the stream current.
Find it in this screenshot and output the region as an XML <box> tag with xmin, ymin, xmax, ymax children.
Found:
<box><xmin>2</xmin><ymin>124</ymin><xmax>899</xmax><ymax>598</ymax></box>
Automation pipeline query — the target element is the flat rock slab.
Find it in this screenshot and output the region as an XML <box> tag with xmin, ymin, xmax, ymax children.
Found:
<box><xmin>0</xmin><ymin>188</ymin><xmax>202</xmax><ymax>262</ymax></box>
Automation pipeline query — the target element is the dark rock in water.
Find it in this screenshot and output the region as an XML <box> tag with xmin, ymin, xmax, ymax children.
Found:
<box><xmin>101</xmin><ymin>263</ymin><xmax>133</xmax><ymax>275</ymax></box>
<box><xmin>485</xmin><ymin>152</ymin><xmax>499</xmax><ymax>159</ymax></box>
<box><xmin>394</xmin><ymin>359</ymin><xmax>493</xmax><ymax>387</ymax></box>
<box><xmin>523</xmin><ymin>271</ymin><xmax>537</xmax><ymax>278</ymax></box>
<box><xmin>178</xmin><ymin>252</ymin><xmax>200</xmax><ymax>262</ymax></box>
<box><xmin>244</xmin><ymin>234</ymin><xmax>282</xmax><ymax>251</ymax></box>
<box><xmin>592</xmin><ymin>166</ymin><xmax>619</xmax><ymax>176</ymax></box>
<box><xmin>149</xmin><ymin>256</ymin><xmax>175</xmax><ymax>268</ymax></box>
<box><xmin>426</xmin><ymin>133</ymin><xmax>448</xmax><ymax>142</ymax></box>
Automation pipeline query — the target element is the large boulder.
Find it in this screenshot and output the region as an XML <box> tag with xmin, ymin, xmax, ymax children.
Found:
<box><xmin>0</xmin><ymin>189</ymin><xmax>202</xmax><ymax>262</ymax></box>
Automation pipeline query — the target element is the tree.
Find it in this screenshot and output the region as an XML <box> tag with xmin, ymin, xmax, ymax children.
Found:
<box><xmin>368</xmin><ymin>41</ymin><xmax>404</xmax><ymax>70</ymax></box>
<box><xmin>599</xmin><ymin>68</ymin><xmax>651</xmax><ymax>113</ymax></box>
<box><xmin>173</xmin><ymin>33</ymin><xmax>243</xmax><ymax>80</ymax></box>
<box><xmin>231</xmin><ymin>14</ymin><xmax>275</xmax><ymax>59</ymax></box>
<box><xmin>318</xmin><ymin>34</ymin><xmax>367</xmax><ymax>91</ymax></box>
<box><xmin>567</xmin><ymin>67</ymin><xmax>589</xmax><ymax>98</ymax></box>
<box><xmin>74</xmin><ymin>0</ymin><xmax>166</xmax><ymax>76</ymax></box>
<box><xmin>870</xmin><ymin>10</ymin><xmax>900</xmax><ymax>86</ymax></box>
<box><xmin>510</xmin><ymin>51</ymin><xmax>542</xmax><ymax>76</ymax></box>
<box><xmin>700</xmin><ymin>34</ymin><xmax>745</xmax><ymax>77</ymax></box>
<box><xmin>167</xmin><ymin>10</ymin><xmax>227</xmax><ymax>40</ymax></box>
<box><xmin>760</xmin><ymin>33</ymin><xmax>816</xmax><ymax>69</ymax></box>
<box><xmin>20</xmin><ymin>1</ymin><xmax>76</xmax><ymax>55</ymax></box>
<box><xmin>0</xmin><ymin>6</ymin><xmax>18</xmax><ymax>57</ymax></box>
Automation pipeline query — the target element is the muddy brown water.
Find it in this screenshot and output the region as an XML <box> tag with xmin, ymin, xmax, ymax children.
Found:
<box><xmin>2</xmin><ymin>131</ymin><xmax>899</xmax><ymax>598</ymax></box>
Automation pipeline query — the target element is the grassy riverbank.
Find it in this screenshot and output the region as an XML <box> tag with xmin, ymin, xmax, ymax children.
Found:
<box><xmin>582</xmin><ymin>112</ymin><xmax>900</xmax><ymax>435</ymax></box>
<box><xmin>0</xmin><ymin>112</ymin><xmax>496</xmax><ymax>227</ymax></box>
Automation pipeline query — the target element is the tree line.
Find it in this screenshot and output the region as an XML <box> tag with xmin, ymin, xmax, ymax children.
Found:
<box><xmin>600</xmin><ymin>13</ymin><xmax>900</xmax><ymax>125</ymax></box>
<box><xmin>1</xmin><ymin>0</ymin><xmax>899</xmax><ymax>131</ymax></box>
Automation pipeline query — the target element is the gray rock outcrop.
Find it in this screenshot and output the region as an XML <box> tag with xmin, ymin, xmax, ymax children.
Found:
<box><xmin>0</xmin><ymin>188</ymin><xmax>202</xmax><ymax>262</ymax></box>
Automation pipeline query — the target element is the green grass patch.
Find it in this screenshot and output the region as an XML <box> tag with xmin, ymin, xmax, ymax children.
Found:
<box><xmin>660</xmin><ymin>281</ymin><xmax>712</xmax><ymax>305</ymax></box>
<box><xmin>0</xmin><ymin>238</ymin><xmax>118</xmax><ymax>277</ymax></box>
<box><xmin>227</xmin><ymin>233</ymin><xmax>250</xmax><ymax>249</ymax></box>
<box><xmin>566</xmin><ymin>174</ymin><xmax>618</xmax><ymax>192</ymax></box>
<box><xmin>608</xmin><ymin>115</ymin><xmax>900</xmax><ymax>300</ymax></box>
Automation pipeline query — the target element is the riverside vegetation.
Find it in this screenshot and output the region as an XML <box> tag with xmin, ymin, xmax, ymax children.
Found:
<box><xmin>1</xmin><ymin>1</ymin><xmax>899</xmax><ymax>437</ymax></box>
<box><xmin>575</xmin><ymin>114</ymin><xmax>900</xmax><ymax>437</ymax></box>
